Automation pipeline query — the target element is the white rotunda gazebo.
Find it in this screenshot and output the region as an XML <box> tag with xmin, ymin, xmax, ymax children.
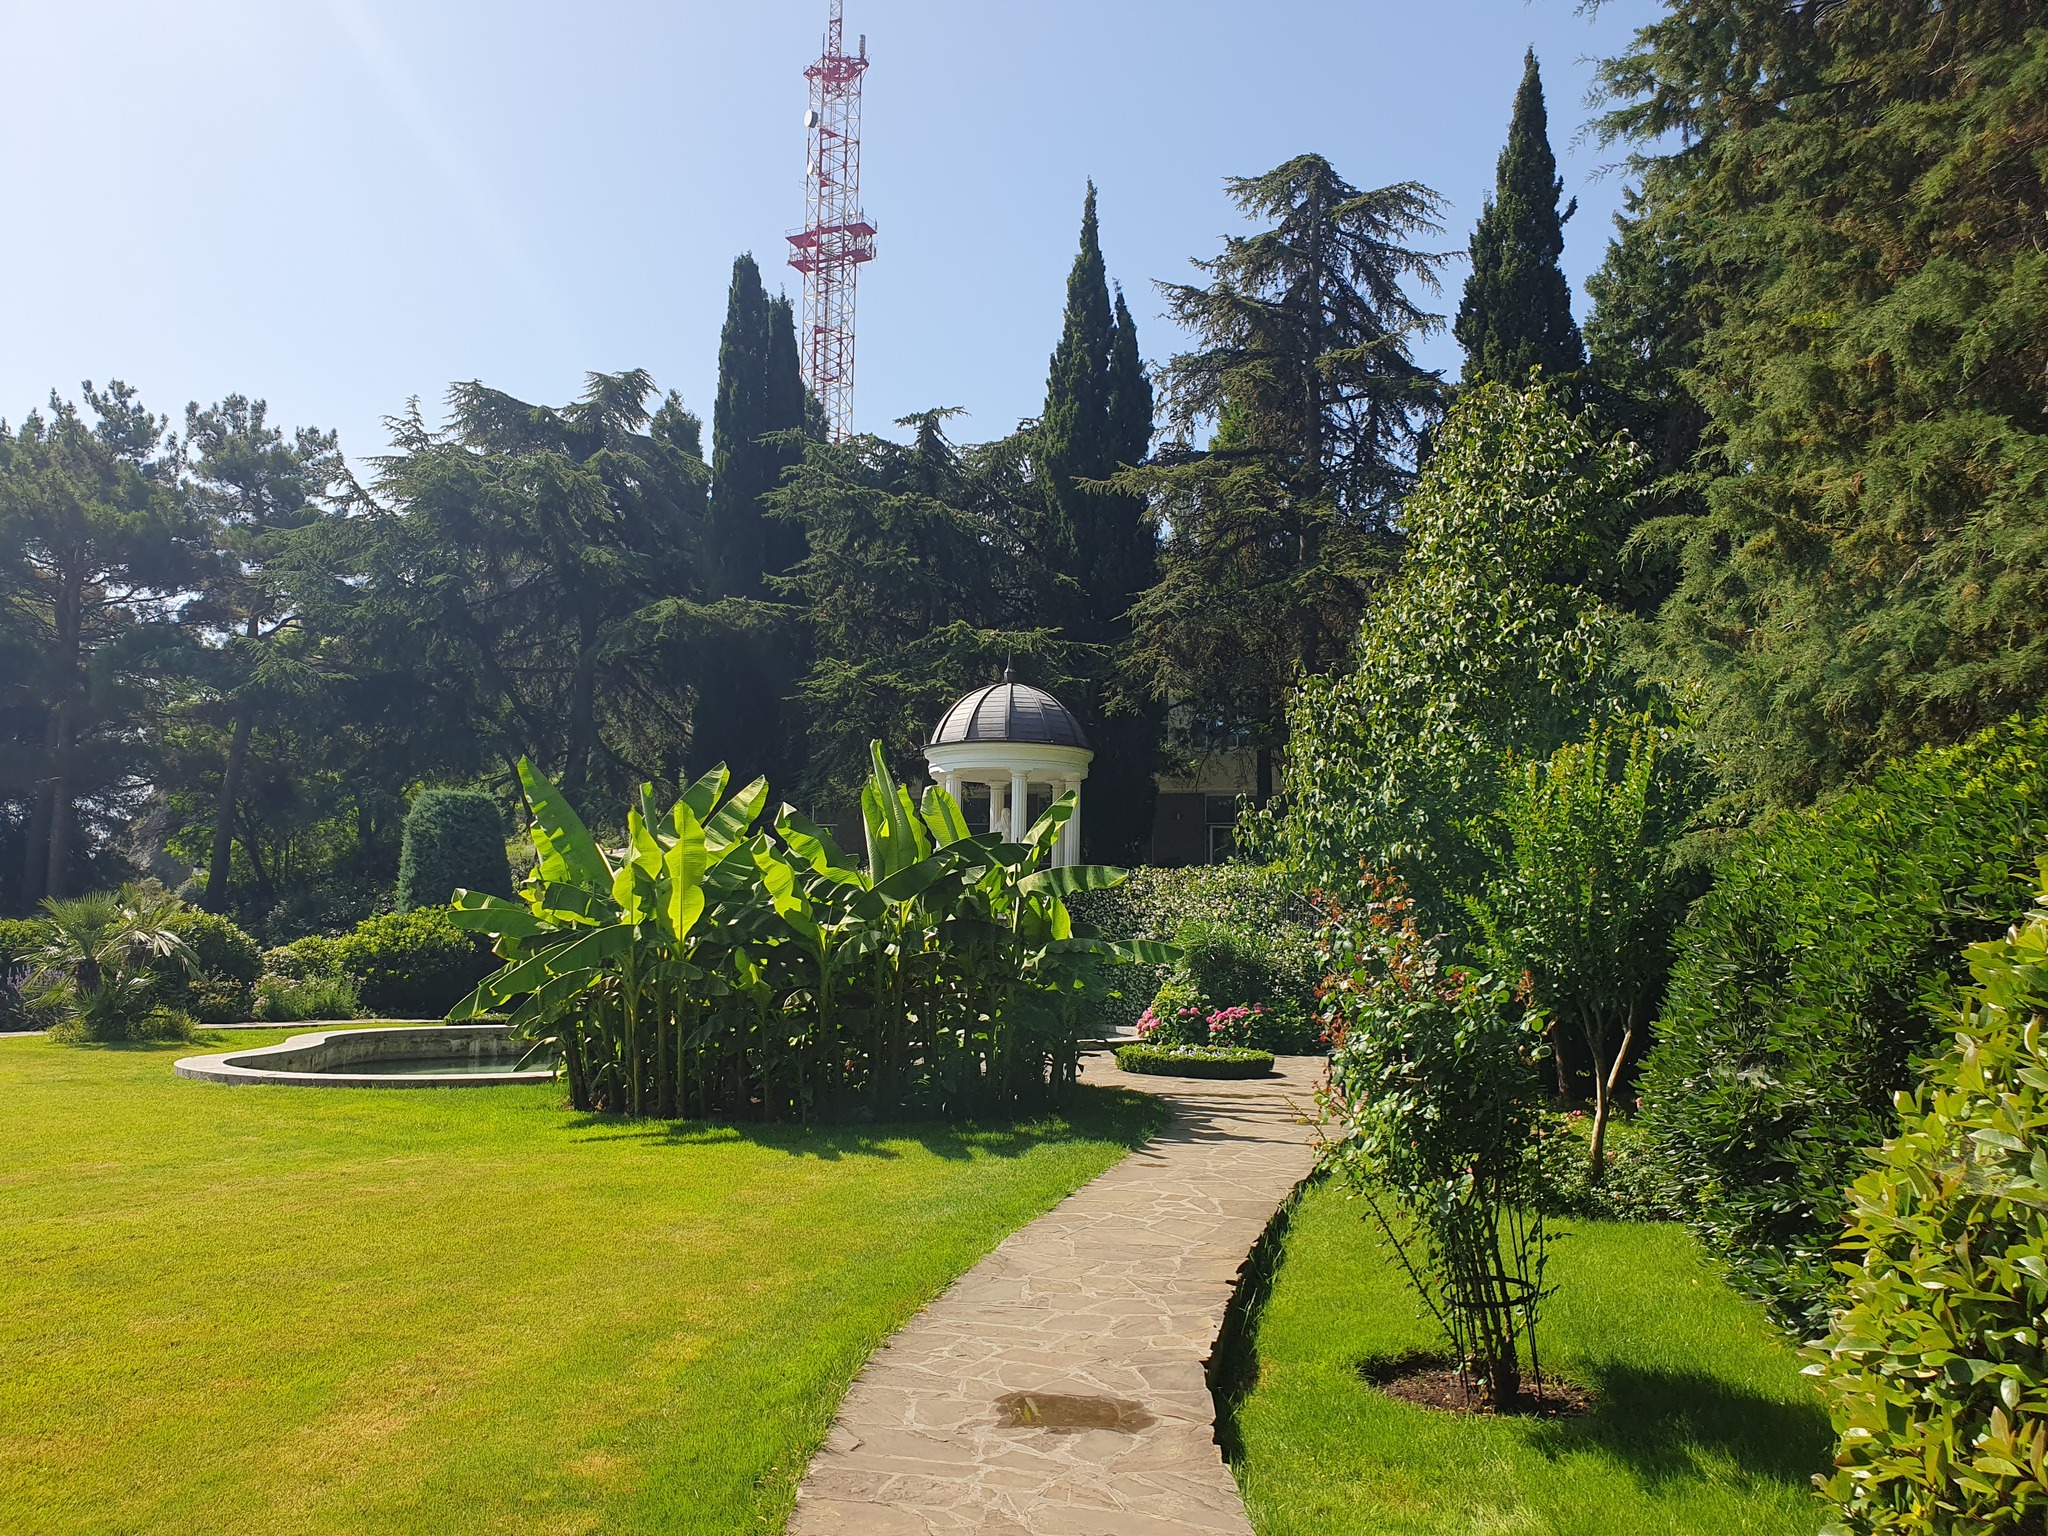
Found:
<box><xmin>924</xmin><ymin>671</ymin><xmax>1092</xmax><ymax>866</ymax></box>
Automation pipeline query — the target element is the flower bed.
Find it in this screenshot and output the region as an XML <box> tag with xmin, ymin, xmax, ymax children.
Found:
<box><xmin>1112</xmin><ymin>1044</ymin><xmax>1275</xmax><ymax>1079</ymax></box>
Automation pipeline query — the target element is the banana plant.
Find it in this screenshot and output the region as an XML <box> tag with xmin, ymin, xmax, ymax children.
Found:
<box><xmin>445</xmin><ymin>741</ymin><xmax>1172</xmax><ymax>1122</ymax></box>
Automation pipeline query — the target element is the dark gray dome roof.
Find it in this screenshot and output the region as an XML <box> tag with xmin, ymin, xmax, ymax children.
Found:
<box><xmin>931</xmin><ymin>677</ymin><xmax>1089</xmax><ymax>749</ymax></box>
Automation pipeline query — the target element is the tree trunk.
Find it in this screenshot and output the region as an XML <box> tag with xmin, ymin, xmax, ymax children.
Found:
<box><xmin>204</xmin><ymin>706</ymin><xmax>254</xmax><ymax>912</ymax></box>
<box><xmin>20</xmin><ymin>778</ymin><xmax>55</xmax><ymax>909</ymax></box>
<box><xmin>42</xmin><ymin>701</ymin><xmax>78</xmax><ymax>900</ymax></box>
<box><xmin>1583</xmin><ymin>1006</ymin><xmax>1638</xmax><ymax>1185</ymax></box>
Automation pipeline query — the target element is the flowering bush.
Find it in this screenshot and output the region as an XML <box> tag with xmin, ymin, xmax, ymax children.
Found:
<box><xmin>1320</xmin><ymin>870</ymin><xmax>1552</xmax><ymax>1410</ymax></box>
<box><xmin>1206</xmin><ymin>1003</ymin><xmax>1267</xmax><ymax>1048</ymax></box>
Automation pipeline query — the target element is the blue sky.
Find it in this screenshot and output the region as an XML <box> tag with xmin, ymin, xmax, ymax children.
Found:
<box><xmin>0</xmin><ymin>0</ymin><xmax>1664</xmax><ymax>463</ymax></box>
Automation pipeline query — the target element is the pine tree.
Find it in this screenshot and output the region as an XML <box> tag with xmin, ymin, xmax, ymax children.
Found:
<box><xmin>1124</xmin><ymin>155</ymin><xmax>1447</xmax><ymax>797</ymax></box>
<box><xmin>1036</xmin><ymin>186</ymin><xmax>1161</xmax><ymax>861</ymax></box>
<box><xmin>1455</xmin><ymin>50</ymin><xmax>1585</xmax><ymax>386</ymax></box>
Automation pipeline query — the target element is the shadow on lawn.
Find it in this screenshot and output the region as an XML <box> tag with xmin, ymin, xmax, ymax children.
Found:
<box><xmin>1526</xmin><ymin>1362</ymin><xmax>1831</xmax><ymax>1492</ymax></box>
<box><xmin>561</xmin><ymin>1084</ymin><xmax>1168</xmax><ymax>1164</ymax></box>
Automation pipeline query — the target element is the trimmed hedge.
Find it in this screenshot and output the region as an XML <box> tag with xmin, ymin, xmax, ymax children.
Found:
<box><xmin>332</xmin><ymin>906</ymin><xmax>491</xmax><ymax>1018</ymax></box>
<box><xmin>396</xmin><ymin>789</ymin><xmax>510</xmax><ymax>913</ymax></box>
<box><xmin>1807</xmin><ymin>873</ymin><xmax>2048</xmax><ymax>1533</ymax></box>
<box><xmin>1113</xmin><ymin>1044</ymin><xmax>1275</xmax><ymax>1078</ymax></box>
<box><xmin>1641</xmin><ymin>714</ymin><xmax>2048</xmax><ymax>1333</ymax></box>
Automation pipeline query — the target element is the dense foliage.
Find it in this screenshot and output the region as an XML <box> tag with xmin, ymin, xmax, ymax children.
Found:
<box><xmin>1035</xmin><ymin>185</ymin><xmax>1159</xmax><ymax>862</ymax></box>
<box><xmin>1123</xmin><ymin>154</ymin><xmax>1447</xmax><ymax>793</ymax></box>
<box><xmin>1260</xmin><ymin>380</ymin><xmax>1643</xmax><ymax>928</ymax></box>
<box><xmin>1641</xmin><ymin>714</ymin><xmax>2048</xmax><ymax>1334</ymax></box>
<box><xmin>331</xmin><ymin>906</ymin><xmax>490</xmax><ymax>1019</ymax></box>
<box><xmin>1807</xmin><ymin>872</ymin><xmax>2048</xmax><ymax>1535</ymax></box>
<box><xmin>395</xmin><ymin>788</ymin><xmax>511</xmax><ymax>914</ymax></box>
<box><xmin>449</xmin><ymin>745</ymin><xmax>1165</xmax><ymax>1122</ymax></box>
<box><xmin>1112</xmin><ymin>1044</ymin><xmax>1273</xmax><ymax>1079</ymax></box>
<box><xmin>1469</xmin><ymin>719</ymin><xmax>1690</xmax><ymax>1175</ymax></box>
<box><xmin>1592</xmin><ymin>0</ymin><xmax>2048</xmax><ymax>810</ymax></box>
<box><xmin>19</xmin><ymin>883</ymin><xmax>196</xmax><ymax>1043</ymax></box>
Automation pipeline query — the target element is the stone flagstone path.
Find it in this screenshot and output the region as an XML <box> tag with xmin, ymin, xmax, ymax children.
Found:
<box><xmin>788</xmin><ymin>1053</ymin><xmax>1325</xmax><ymax>1535</ymax></box>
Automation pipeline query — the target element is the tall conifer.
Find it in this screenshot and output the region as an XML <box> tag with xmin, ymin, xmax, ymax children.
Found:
<box><xmin>1036</xmin><ymin>186</ymin><xmax>1160</xmax><ymax>862</ymax></box>
<box><xmin>1455</xmin><ymin>50</ymin><xmax>1584</xmax><ymax>386</ymax></box>
<box><xmin>694</xmin><ymin>257</ymin><xmax>815</xmax><ymax>789</ymax></box>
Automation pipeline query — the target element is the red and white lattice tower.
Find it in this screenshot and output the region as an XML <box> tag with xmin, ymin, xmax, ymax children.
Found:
<box><xmin>787</xmin><ymin>1</ymin><xmax>875</xmax><ymax>442</ymax></box>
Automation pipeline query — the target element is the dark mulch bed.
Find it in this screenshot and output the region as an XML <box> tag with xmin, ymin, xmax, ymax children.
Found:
<box><xmin>1358</xmin><ymin>1352</ymin><xmax>1595</xmax><ymax>1418</ymax></box>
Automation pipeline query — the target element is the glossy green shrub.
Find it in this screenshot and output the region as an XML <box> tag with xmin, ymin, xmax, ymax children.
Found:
<box><xmin>0</xmin><ymin>917</ymin><xmax>44</xmax><ymax>970</ymax></box>
<box><xmin>332</xmin><ymin>906</ymin><xmax>489</xmax><ymax>1018</ymax></box>
<box><xmin>1641</xmin><ymin>715</ymin><xmax>2048</xmax><ymax>1334</ymax></box>
<box><xmin>262</xmin><ymin>936</ymin><xmax>340</xmax><ymax>982</ymax></box>
<box><xmin>153</xmin><ymin>908</ymin><xmax>260</xmax><ymax>1021</ymax></box>
<box><xmin>1807</xmin><ymin>874</ymin><xmax>2048</xmax><ymax>1534</ymax></box>
<box><xmin>396</xmin><ymin>788</ymin><xmax>511</xmax><ymax>913</ymax></box>
<box><xmin>1113</xmin><ymin>1044</ymin><xmax>1274</xmax><ymax>1078</ymax></box>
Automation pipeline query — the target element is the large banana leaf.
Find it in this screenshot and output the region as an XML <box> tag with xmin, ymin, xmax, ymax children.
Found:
<box><xmin>518</xmin><ymin>757</ymin><xmax>610</xmax><ymax>887</ymax></box>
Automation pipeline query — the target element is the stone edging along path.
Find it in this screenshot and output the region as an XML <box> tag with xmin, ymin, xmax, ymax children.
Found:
<box><xmin>788</xmin><ymin>1052</ymin><xmax>1325</xmax><ymax>1536</ymax></box>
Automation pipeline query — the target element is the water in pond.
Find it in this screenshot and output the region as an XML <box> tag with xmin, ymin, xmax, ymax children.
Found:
<box><xmin>313</xmin><ymin>1058</ymin><xmax>537</xmax><ymax>1077</ymax></box>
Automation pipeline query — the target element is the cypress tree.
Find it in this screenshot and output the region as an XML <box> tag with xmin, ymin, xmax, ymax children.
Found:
<box><xmin>761</xmin><ymin>294</ymin><xmax>811</xmax><ymax>579</ymax></box>
<box><xmin>1036</xmin><ymin>186</ymin><xmax>1162</xmax><ymax>863</ymax></box>
<box><xmin>694</xmin><ymin>257</ymin><xmax>816</xmax><ymax>791</ymax></box>
<box><xmin>1455</xmin><ymin>50</ymin><xmax>1584</xmax><ymax>386</ymax></box>
<box><xmin>708</xmin><ymin>254</ymin><xmax>770</xmax><ymax>597</ymax></box>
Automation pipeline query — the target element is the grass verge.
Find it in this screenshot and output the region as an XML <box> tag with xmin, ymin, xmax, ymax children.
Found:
<box><xmin>0</xmin><ymin>1030</ymin><xmax>1164</xmax><ymax>1535</ymax></box>
<box><xmin>1227</xmin><ymin>1177</ymin><xmax>1831</xmax><ymax>1535</ymax></box>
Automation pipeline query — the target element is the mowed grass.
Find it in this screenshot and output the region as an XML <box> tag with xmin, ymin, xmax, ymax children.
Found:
<box><xmin>1230</xmin><ymin>1179</ymin><xmax>1832</xmax><ymax>1536</ymax></box>
<box><xmin>0</xmin><ymin>1031</ymin><xmax>1165</xmax><ymax>1535</ymax></box>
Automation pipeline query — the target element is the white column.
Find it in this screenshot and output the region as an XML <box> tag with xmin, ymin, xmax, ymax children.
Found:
<box><xmin>941</xmin><ymin>770</ymin><xmax>960</xmax><ymax>807</ymax></box>
<box><xmin>1009</xmin><ymin>770</ymin><xmax>1028</xmax><ymax>842</ymax></box>
<box><xmin>1064</xmin><ymin>780</ymin><xmax>1082</xmax><ymax>867</ymax></box>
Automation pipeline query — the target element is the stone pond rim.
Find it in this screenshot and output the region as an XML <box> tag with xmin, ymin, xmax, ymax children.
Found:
<box><xmin>174</xmin><ymin>1023</ymin><xmax>550</xmax><ymax>1089</ymax></box>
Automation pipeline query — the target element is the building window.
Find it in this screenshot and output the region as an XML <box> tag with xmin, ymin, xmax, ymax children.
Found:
<box><xmin>1205</xmin><ymin>794</ymin><xmax>1241</xmax><ymax>864</ymax></box>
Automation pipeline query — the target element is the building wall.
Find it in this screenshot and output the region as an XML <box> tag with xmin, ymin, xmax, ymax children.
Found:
<box><xmin>1148</xmin><ymin>750</ymin><xmax>1258</xmax><ymax>867</ymax></box>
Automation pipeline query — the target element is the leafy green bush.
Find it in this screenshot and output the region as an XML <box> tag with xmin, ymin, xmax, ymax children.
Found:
<box><xmin>252</xmin><ymin>972</ymin><xmax>362</xmax><ymax>1023</ymax></box>
<box><xmin>0</xmin><ymin>917</ymin><xmax>45</xmax><ymax>970</ymax></box>
<box><xmin>1806</xmin><ymin>869</ymin><xmax>2048</xmax><ymax>1534</ymax></box>
<box><xmin>152</xmin><ymin>907</ymin><xmax>260</xmax><ymax>1022</ymax></box>
<box><xmin>262</xmin><ymin>936</ymin><xmax>340</xmax><ymax>982</ymax></box>
<box><xmin>1257</xmin><ymin>380</ymin><xmax>1643</xmax><ymax>932</ymax></box>
<box><xmin>1069</xmin><ymin>863</ymin><xmax>1320</xmax><ymax>1036</ymax></box>
<box><xmin>333</xmin><ymin>906</ymin><xmax>491</xmax><ymax>1018</ymax></box>
<box><xmin>1640</xmin><ymin>714</ymin><xmax>2048</xmax><ymax>1333</ymax></box>
<box><xmin>1113</xmin><ymin>1044</ymin><xmax>1274</xmax><ymax>1078</ymax></box>
<box><xmin>1469</xmin><ymin>717</ymin><xmax>1691</xmax><ymax>1179</ymax></box>
<box><xmin>396</xmin><ymin>788</ymin><xmax>512</xmax><ymax>913</ymax></box>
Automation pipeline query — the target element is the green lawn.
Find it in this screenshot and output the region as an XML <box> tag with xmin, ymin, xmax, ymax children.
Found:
<box><xmin>1229</xmin><ymin>1179</ymin><xmax>1832</xmax><ymax>1536</ymax></box>
<box><xmin>0</xmin><ymin>1030</ymin><xmax>1163</xmax><ymax>1535</ymax></box>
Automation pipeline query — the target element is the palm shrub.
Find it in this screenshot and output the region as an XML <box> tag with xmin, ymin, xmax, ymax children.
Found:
<box><xmin>1320</xmin><ymin>874</ymin><xmax>1552</xmax><ymax>1410</ymax></box>
<box><xmin>396</xmin><ymin>788</ymin><xmax>512</xmax><ymax>912</ymax></box>
<box><xmin>1641</xmin><ymin>714</ymin><xmax>2048</xmax><ymax>1334</ymax></box>
<box><xmin>23</xmin><ymin>884</ymin><xmax>197</xmax><ymax>1043</ymax></box>
<box><xmin>450</xmin><ymin>742</ymin><xmax>1165</xmax><ymax>1123</ymax></box>
<box><xmin>1468</xmin><ymin>717</ymin><xmax>1689</xmax><ymax>1179</ymax></box>
<box><xmin>1806</xmin><ymin>865</ymin><xmax>2048</xmax><ymax>1534</ymax></box>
